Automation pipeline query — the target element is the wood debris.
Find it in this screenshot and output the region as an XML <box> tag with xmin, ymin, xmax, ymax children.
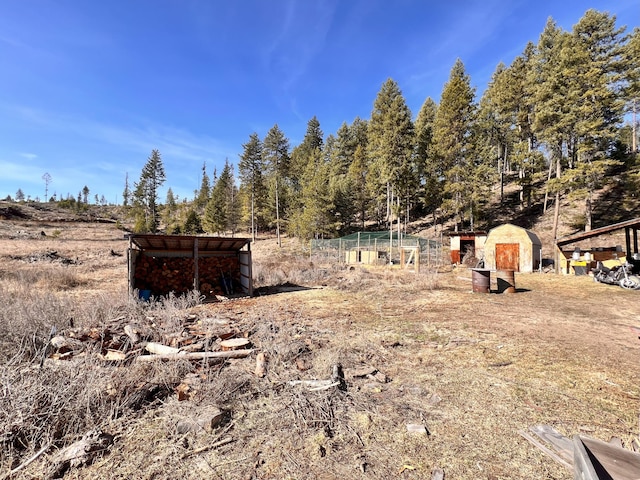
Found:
<box><xmin>220</xmin><ymin>338</ymin><xmax>251</xmax><ymax>351</ymax></box>
<box><xmin>288</xmin><ymin>364</ymin><xmax>346</xmax><ymax>391</ymax></box>
<box><xmin>40</xmin><ymin>310</ymin><xmax>258</xmax><ymax>368</ymax></box>
<box><xmin>406</xmin><ymin>423</ymin><xmax>428</xmax><ymax>435</ymax></box>
<box><xmin>521</xmin><ymin>424</ymin><xmax>640</xmax><ymax>478</ymax></box>
<box><xmin>176</xmin><ymin>408</ymin><xmax>226</xmax><ymax>434</ymax></box>
<box><xmin>46</xmin><ymin>429</ymin><xmax>113</xmax><ymax>480</ymax></box>
<box><xmin>349</xmin><ymin>365</ymin><xmax>388</xmax><ymax>383</ymax></box>
<box><xmin>255</xmin><ymin>352</ymin><xmax>267</xmax><ymax>377</ymax></box>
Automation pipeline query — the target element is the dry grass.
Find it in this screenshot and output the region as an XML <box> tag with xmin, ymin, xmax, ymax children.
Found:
<box><xmin>0</xmin><ymin>215</ymin><xmax>639</xmax><ymax>479</ymax></box>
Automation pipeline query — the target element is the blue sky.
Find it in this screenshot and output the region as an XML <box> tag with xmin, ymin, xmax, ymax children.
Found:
<box><xmin>1</xmin><ymin>0</ymin><xmax>638</xmax><ymax>204</ymax></box>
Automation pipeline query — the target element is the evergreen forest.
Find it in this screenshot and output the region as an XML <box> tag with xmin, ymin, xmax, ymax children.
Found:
<box><xmin>27</xmin><ymin>10</ymin><xmax>640</xmax><ymax>243</ymax></box>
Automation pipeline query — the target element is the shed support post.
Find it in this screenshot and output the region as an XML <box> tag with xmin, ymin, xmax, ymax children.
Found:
<box><xmin>128</xmin><ymin>235</ymin><xmax>133</xmax><ymax>295</ymax></box>
<box><xmin>193</xmin><ymin>238</ymin><xmax>199</xmax><ymax>292</ymax></box>
<box><xmin>625</xmin><ymin>227</ymin><xmax>631</xmax><ymax>259</ymax></box>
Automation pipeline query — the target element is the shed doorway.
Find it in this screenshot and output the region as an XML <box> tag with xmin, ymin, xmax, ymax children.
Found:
<box><xmin>496</xmin><ymin>243</ymin><xmax>519</xmax><ymax>271</ymax></box>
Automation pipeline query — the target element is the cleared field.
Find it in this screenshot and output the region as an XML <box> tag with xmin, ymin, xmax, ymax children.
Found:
<box><xmin>0</xmin><ymin>216</ymin><xmax>638</xmax><ymax>479</ymax></box>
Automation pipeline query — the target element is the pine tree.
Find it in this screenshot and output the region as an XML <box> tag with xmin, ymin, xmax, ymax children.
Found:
<box><xmin>625</xmin><ymin>28</ymin><xmax>640</xmax><ymax>152</ymax></box>
<box><xmin>122</xmin><ymin>173</ymin><xmax>131</xmax><ymax>207</ymax></box>
<box><xmin>183</xmin><ymin>209</ymin><xmax>203</xmax><ymax>234</ymax></box>
<box><xmin>290</xmin><ymin>116</ymin><xmax>323</xmax><ymax>187</ymax></box>
<box><xmin>289</xmin><ymin>117</ymin><xmax>326</xmax><ymax>234</ymax></box>
<box><xmin>82</xmin><ymin>186</ymin><xmax>90</xmax><ymax>204</ymax></box>
<box><xmin>414</xmin><ymin>97</ymin><xmax>439</xmax><ymax>218</ymax></box>
<box><xmin>505</xmin><ymin>43</ymin><xmax>542</xmax><ymax>209</ymax></box>
<box><xmin>328</xmin><ymin>118</ymin><xmax>369</xmax><ymax>231</ymax></box>
<box><xmin>162</xmin><ymin>188</ymin><xmax>179</xmax><ymax>233</ymax></box>
<box><xmin>367</xmin><ymin>78</ymin><xmax>415</xmax><ymax>232</ymax></box>
<box><xmin>195</xmin><ymin>162</ymin><xmax>211</xmax><ymax>211</ymax></box>
<box><xmin>238</xmin><ymin>133</ymin><xmax>266</xmax><ymax>240</ymax></box>
<box><xmin>432</xmin><ymin>60</ymin><xmax>477</xmax><ymax>232</ymax></box>
<box><xmin>262</xmin><ymin>124</ymin><xmax>290</xmax><ymax>247</ymax></box>
<box><xmin>346</xmin><ymin>145</ymin><xmax>370</xmax><ymax>230</ymax></box>
<box><xmin>15</xmin><ymin>188</ymin><xmax>25</xmax><ymax>202</ymax></box>
<box><xmin>289</xmin><ymin>148</ymin><xmax>333</xmax><ymax>241</ymax></box>
<box><xmin>203</xmin><ymin>160</ymin><xmax>234</xmax><ymax>235</ymax></box>
<box><xmin>563</xmin><ymin>10</ymin><xmax>626</xmax><ymax>231</ymax></box>
<box><xmin>133</xmin><ymin>149</ymin><xmax>166</xmax><ymax>233</ymax></box>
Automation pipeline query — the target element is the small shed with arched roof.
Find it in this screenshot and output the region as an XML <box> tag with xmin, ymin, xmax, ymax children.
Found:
<box><xmin>483</xmin><ymin>224</ymin><xmax>541</xmax><ymax>273</ymax></box>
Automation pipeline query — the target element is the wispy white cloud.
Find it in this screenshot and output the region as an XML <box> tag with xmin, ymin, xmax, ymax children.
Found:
<box><xmin>261</xmin><ymin>0</ymin><xmax>339</xmax><ymax>116</ymax></box>
<box><xmin>403</xmin><ymin>0</ymin><xmax>524</xmax><ymax>103</ymax></box>
<box><xmin>0</xmin><ymin>104</ymin><xmax>238</xmax><ymax>201</ymax></box>
<box><xmin>6</xmin><ymin>104</ymin><xmax>234</xmax><ymax>165</ymax></box>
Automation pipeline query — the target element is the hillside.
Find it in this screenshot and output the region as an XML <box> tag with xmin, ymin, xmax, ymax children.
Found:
<box><xmin>0</xmin><ymin>187</ymin><xmax>639</xmax><ymax>479</ymax></box>
<box><xmin>413</xmin><ymin>171</ymin><xmax>640</xmax><ymax>258</ymax></box>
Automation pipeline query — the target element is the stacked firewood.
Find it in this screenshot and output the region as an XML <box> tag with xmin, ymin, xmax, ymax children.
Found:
<box><xmin>198</xmin><ymin>256</ymin><xmax>240</xmax><ymax>297</ymax></box>
<box><xmin>133</xmin><ymin>256</ymin><xmax>240</xmax><ymax>297</ymax></box>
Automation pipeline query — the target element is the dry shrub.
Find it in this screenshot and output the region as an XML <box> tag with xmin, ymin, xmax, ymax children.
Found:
<box><xmin>253</xmin><ymin>253</ymin><xmax>442</xmax><ymax>294</ymax></box>
<box><xmin>0</xmin><ymin>268</ymin><xmax>205</xmax><ymax>475</ymax></box>
<box><xmin>1</xmin><ymin>264</ymin><xmax>85</xmax><ymax>291</ymax></box>
<box><xmin>0</xmin><ymin>360</ymin><xmax>112</xmax><ymax>462</ymax></box>
<box><xmin>0</xmin><ymin>283</ymin><xmax>75</xmax><ymax>364</ymax></box>
<box><xmin>253</xmin><ymin>254</ymin><xmax>344</xmax><ymax>287</ymax></box>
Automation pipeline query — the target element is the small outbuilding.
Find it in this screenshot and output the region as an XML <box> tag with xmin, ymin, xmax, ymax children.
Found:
<box><xmin>483</xmin><ymin>224</ymin><xmax>542</xmax><ymax>273</ymax></box>
<box><xmin>448</xmin><ymin>231</ymin><xmax>487</xmax><ymax>264</ymax></box>
<box><xmin>127</xmin><ymin>234</ymin><xmax>252</xmax><ymax>299</ymax></box>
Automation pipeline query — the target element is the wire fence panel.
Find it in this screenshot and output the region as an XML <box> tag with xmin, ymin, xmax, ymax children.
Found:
<box><xmin>310</xmin><ymin>232</ymin><xmax>444</xmax><ymax>268</ymax></box>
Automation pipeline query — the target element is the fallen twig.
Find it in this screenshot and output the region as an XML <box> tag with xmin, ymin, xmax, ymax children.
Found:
<box><xmin>180</xmin><ymin>436</ymin><xmax>234</xmax><ymax>459</ymax></box>
<box><xmin>0</xmin><ymin>442</ymin><xmax>51</xmax><ymax>480</ymax></box>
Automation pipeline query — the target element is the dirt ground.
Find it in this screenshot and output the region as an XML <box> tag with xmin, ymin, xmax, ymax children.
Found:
<box><xmin>0</xmin><ymin>211</ymin><xmax>639</xmax><ymax>479</ymax></box>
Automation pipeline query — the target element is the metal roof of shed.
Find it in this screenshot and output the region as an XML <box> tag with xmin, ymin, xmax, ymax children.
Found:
<box><xmin>556</xmin><ymin>218</ymin><xmax>640</xmax><ymax>247</ymax></box>
<box><xmin>128</xmin><ymin>234</ymin><xmax>251</xmax><ymax>252</ymax></box>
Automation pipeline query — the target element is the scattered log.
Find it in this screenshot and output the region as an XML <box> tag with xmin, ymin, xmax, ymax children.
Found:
<box><xmin>288</xmin><ymin>379</ymin><xmax>340</xmax><ymax>391</ymax></box>
<box><xmin>350</xmin><ymin>366</ymin><xmax>377</xmax><ymax>378</ymax></box>
<box><xmin>100</xmin><ymin>350</ymin><xmax>127</xmax><ymax>362</ymax></box>
<box><xmin>431</xmin><ymin>467</ymin><xmax>445</xmax><ymax>480</ymax></box>
<box><xmin>123</xmin><ymin>325</ymin><xmax>139</xmax><ymax>344</ymax></box>
<box><xmin>289</xmin><ymin>364</ymin><xmax>346</xmax><ymax>391</ymax></box>
<box><xmin>406</xmin><ymin>424</ymin><xmax>428</xmax><ymax>434</ymax></box>
<box><xmin>135</xmin><ymin>349</ymin><xmax>253</xmax><ymax>362</ymax></box>
<box><xmin>220</xmin><ymin>338</ymin><xmax>250</xmax><ymax>351</ymax></box>
<box><xmin>255</xmin><ymin>352</ymin><xmax>267</xmax><ymax>377</ymax></box>
<box><xmin>50</xmin><ymin>336</ymin><xmax>84</xmax><ymax>353</ymax></box>
<box><xmin>180</xmin><ymin>342</ymin><xmax>205</xmax><ymax>353</ymax></box>
<box><xmin>144</xmin><ymin>342</ymin><xmax>180</xmax><ymax>355</ymax></box>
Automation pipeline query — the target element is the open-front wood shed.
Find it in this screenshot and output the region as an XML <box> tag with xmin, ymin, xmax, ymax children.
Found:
<box><xmin>127</xmin><ymin>234</ymin><xmax>252</xmax><ymax>299</ymax></box>
<box><xmin>555</xmin><ymin>217</ymin><xmax>640</xmax><ymax>274</ymax></box>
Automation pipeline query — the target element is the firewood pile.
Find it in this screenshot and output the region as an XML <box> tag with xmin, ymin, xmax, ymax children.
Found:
<box><xmin>133</xmin><ymin>255</ymin><xmax>240</xmax><ymax>297</ymax></box>
<box><xmin>45</xmin><ymin>312</ymin><xmax>254</xmax><ymax>368</ymax></box>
